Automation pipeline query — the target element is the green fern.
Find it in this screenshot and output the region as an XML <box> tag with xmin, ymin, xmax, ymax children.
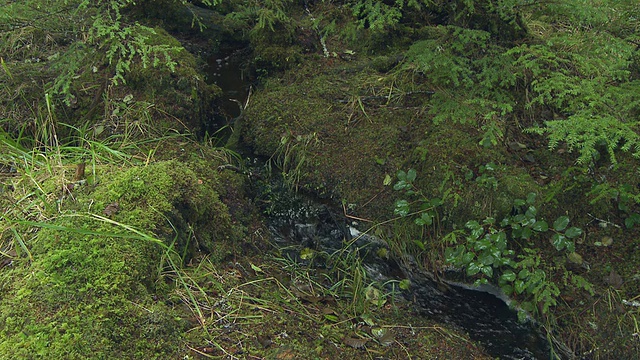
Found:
<box><xmin>84</xmin><ymin>1</ymin><xmax>187</xmax><ymax>86</ymax></box>
<box><xmin>351</xmin><ymin>0</ymin><xmax>405</xmax><ymax>31</ymax></box>
<box><xmin>528</xmin><ymin>114</ymin><xmax>640</xmax><ymax>165</ymax></box>
<box><xmin>254</xmin><ymin>0</ymin><xmax>292</xmax><ymax>31</ymax></box>
<box><xmin>49</xmin><ymin>43</ymin><xmax>89</xmax><ymax>107</ymax></box>
<box><xmin>403</xmin><ymin>26</ymin><xmax>516</xmax><ymax>132</ymax></box>
<box><xmin>511</xmin><ymin>24</ymin><xmax>639</xmax><ymax>165</ymax></box>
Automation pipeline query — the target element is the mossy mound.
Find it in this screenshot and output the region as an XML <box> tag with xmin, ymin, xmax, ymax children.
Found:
<box><xmin>243</xmin><ymin>57</ymin><xmax>539</xmax><ymax>224</ymax></box>
<box><xmin>0</xmin><ymin>157</ymin><xmax>245</xmax><ymax>358</ymax></box>
<box><xmin>240</xmin><ymin>43</ymin><xmax>640</xmax><ymax>358</ymax></box>
<box><xmin>119</xmin><ymin>26</ymin><xmax>222</xmax><ymax>133</ymax></box>
<box><xmin>0</xmin><ymin>227</ymin><xmax>184</xmax><ymax>358</ymax></box>
<box><xmin>0</xmin><ymin>2</ymin><xmax>221</xmax><ymax>139</ymax></box>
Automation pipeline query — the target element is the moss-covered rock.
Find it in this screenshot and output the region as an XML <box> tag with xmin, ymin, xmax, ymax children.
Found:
<box><xmin>119</xmin><ymin>26</ymin><xmax>222</xmax><ymax>133</ymax></box>
<box><xmin>0</xmin><ymin>157</ymin><xmax>245</xmax><ymax>358</ymax></box>
<box><xmin>0</xmin><ymin>2</ymin><xmax>221</xmax><ymax>139</ymax></box>
<box><xmin>242</xmin><ymin>57</ymin><xmax>542</xmax><ymax>227</ymax></box>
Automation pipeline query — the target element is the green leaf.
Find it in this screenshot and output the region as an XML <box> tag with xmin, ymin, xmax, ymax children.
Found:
<box><xmin>465</xmin><ymin>220</ymin><xmax>481</xmax><ymax>230</ymax></box>
<box><xmin>553</xmin><ymin>216</ymin><xmax>570</xmax><ymax>231</ymax></box>
<box><xmin>360</xmin><ymin>313</ymin><xmax>376</xmax><ymax>326</ymax></box>
<box><xmin>512</xmin><ymin>227</ymin><xmax>523</xmax><ymax>239</ymax></box>
<box><xmin>324</xmin><ymin>314</ymin><xmax>339</xmax><ymax>322</ymax></box>
<box><xmin>393</xmin><ymin>180</ymin><xmax>407</xmax><ymax>191</ymax></box>
<box><xmin>567</xmin><ymin>252</ymin><xmax>583</xmax><ymax>265</ymax></box>
<box><xmin>501</xmin><ymin>284</ymin><xmax>514</xmax><ymax>295</ymax></box>
<box><xmin>462</xmin><ymin>251</ymin><xmax>475</xmax><ymax>264</ymax></box>
<box><xmin>394</xmin><ymin>200</ymin><xmax>410</xmax><ymax>216</ymax></box>
<box><xmin>494</xmin><ymin>231</ymin><xmax>507</xmax><ymax>249</ymax></box>
<box><xmin>467</xmin><ymin>262</ymin><xmax>481</xmax><ymax>276</ymax></box>
<box><xmin>399</xmin><ymin>279</ymin><xmax>411</xmax><ymax>290</ymax></box>
<box><xmin>383</xmin><ymin>174</ymin><xmax>392</xmax><ymax>186</ymax></box>
<box><xmin>532</xmin><ymin>220</ymin><xmax>548</xmax><ymax>232</ymax></box>
<box><xmin>551</xmin><ymin>233</ymin><xmax>567</xmax><ymax>251</ymax></box>
<box><xmin>483</xmin><ymin>217</ymin><xmax>496</xmax><ymax>225</ymax></box>
<box><xmin>250</xmin><ymin>262</ymin><xmax>264</xmax><ymax>274</ymax></box>
<box><xmin>490</xmin><ymin>248</ymin><xmax>502</xmax><ymax>260</ymax></box>
<box><xmin>474</xmin><ymin>238</ymin><xmax>491</xmax><ymax>251</ymax></box>
<box><xmin>480</xmin><ymin>266</ymin><xmax>493</xmax><ymax>277</ymax></box>
<box><xmin>415</xmin><ymin>212</ymin><xmax>433</xmax><ymax>226</ymax></box>
<box><xmin>514</xmin><ymin>280</ymin><xmax>526</xmax><ymax>294</ymax></box>
<box><xmin>564</xmin><ymin>227</ymin><xmax>582</xmax><ymax>239</ymax></box>
<box><xmin>406</xmin><ymin>168</ymin><xmax>417</xmax><ymax>182</ymax></box>
<box><xmin>500</xmin><ymin>270</ymin><xmax>516</xmax><ymax>283</ymax></box>
<box><xmin>466</xmin><ymin>220</ymin><xmax>484</xmax><ymax>239</ymax></box>
<box><xmin>444</xmin><ymin>246</ymin><xmax>460</xmax><ymax>263</ymax></box>
<box><xmin>526</xmin><ymin>192</ymin><xmax>537</xmax><ymax>205</ymax></box>
<box><xmin>525</xmin><ymin>206</ymin><xmax>537</xmax><ymax>219</ymax></box>
<box><xmin>365</xmin><ymin>286</ymin><xmax>385</xmax><ymax>306</ymax></box>
<box><xmin>625</xmin><ymin>213</ymin><xmax>640</xmax><ymax>228</ymax></box>
<box><xmin>430</xmin><ymin>197</ymin><xmax>443</xmax><ymax>207</ymax></box>
<box><xmin>478</xmin><ymin>253</ymin><xmax>495</xmax><ymax>266</ymax></box>
<box><xmin>300</xmin><ymin>248</ymin><xmax>315</xmax><ymax>260</ymax></box>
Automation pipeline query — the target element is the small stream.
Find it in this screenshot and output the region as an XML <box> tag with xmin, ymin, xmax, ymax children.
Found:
<box><xmin>204</xmin><ymin>51</ymin><xmax>557</xmax><ymax>359</ymax></box>
<box><xmin>262</xmin><ymin>188</ymin><xmax>554</xmax><ymax>360</ymax></box>
<box><xmin>204</xmin><ymin>48</ymin><xmax>251</xmax><ymax>137</ymax></box>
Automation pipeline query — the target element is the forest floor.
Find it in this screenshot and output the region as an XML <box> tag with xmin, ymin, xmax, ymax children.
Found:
<box><xmin>1</xmin><ymin>1</ymin><xmax>639</xmax><ymax>359</ymax></box>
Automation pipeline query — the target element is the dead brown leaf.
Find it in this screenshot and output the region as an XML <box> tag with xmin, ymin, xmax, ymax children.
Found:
<box><xmin>103</xmin><ymin>202</ymin><xmax>119</xmax><ymax>216</ymax></box>
<box><xmin>343</xmin><ymin>336</ymin><xmax>368</xmax><ymax>349</ymax></box>
<box><xmin>604</xmin><ymin>269</ymin><xmax>623</xmax><ymax>289</ymax></box>
<box><xmin>74</xmin><ymin>163</ymin><xmax>86</xmax><ymax>181</ymax></box>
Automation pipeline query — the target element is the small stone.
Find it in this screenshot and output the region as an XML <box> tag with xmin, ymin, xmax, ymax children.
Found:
<box><xmin>257</xmin><ymin>334</ymin><xmax>272</xmax><ymax>348</ymax></box>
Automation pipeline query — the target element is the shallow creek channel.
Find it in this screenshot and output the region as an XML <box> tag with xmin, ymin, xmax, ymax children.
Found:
<box><xmin>261</xmin><ymin>188</ymin><xmax>554</xmax><ymax>360</ymax></box>
<box><xmin>205</xmin><ymin>51</ymin><xmax>556</xmax><ymax>359</ymax></box>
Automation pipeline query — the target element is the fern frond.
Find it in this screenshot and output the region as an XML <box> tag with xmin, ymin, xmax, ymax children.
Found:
<box><xmin>529</xmin><ymin>114</ymin><xmax>640</xmax><ymax>165</ymax></box>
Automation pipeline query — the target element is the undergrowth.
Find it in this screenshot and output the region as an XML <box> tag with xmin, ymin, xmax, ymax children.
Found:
<box><xmin>0</xmin><ymin>111</ymin><xmax>240</xmax><ymax>357</ymax></box>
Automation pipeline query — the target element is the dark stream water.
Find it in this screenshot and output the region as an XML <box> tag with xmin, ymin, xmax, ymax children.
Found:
<box><xmin>205</xmin><ymin>51</ymin><xmax>557</xmax><ymax>360</ymax></box>
<box><xmin>204</xmin><ymin>48</ymin><xmax>251</xmax><ymax>137</ymax></box>
<box><xmin>263</xmin><ymin>190</ymin><xmax>554</xmax><ymax>360</ymax></box>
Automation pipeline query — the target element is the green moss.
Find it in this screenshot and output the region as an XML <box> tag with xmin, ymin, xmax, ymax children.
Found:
<box><xmin>0</xmin><ymin>159</ymin><xmax>245</xmax><ymax>358</ymax></box>
<box><xmin>1</xmin><ymin>7</ymin><xmax>221</xmax><ymax>139</ymax></box>
<box><xmin>120</xmin><ymin>26</ymin><xmax>222</xmax><ymax>132</ymax></box>
<box><xmin>0</xmin><ymin>218</ymin><xmax>184</xmax><ymax>358</ymax></box>
<box><xmin>99</xmin><ymin>160</ymin><xmax>241</xmax><ymax>258</ymax></box>
<box><xmin>243</xmin><ymin>56</ymin><xmax>541</xmax><ymax>226</ymax></box>
<box><xmin>492</xmin><ymin>168</ymin><xmax>541</xmax><ymax>216</ymax></box>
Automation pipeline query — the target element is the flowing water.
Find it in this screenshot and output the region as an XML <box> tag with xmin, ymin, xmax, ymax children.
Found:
<box><xmin>204</xmin><ymin>48</ymin><xmax>252</xmax><ymax>137</ymax></box>
<box><xmin>262</xmin><ymin>189</ymin><xmax>554</xmax><ymax>360</ymax></box>
<box><xmin>205</xmin><ymin>52</ymin><xmax>557</xmax><ymax>360</ymax></box>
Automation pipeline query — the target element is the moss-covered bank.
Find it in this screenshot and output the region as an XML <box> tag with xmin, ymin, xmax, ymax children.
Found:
<box><xmin>238</xmin><ymin>2</ymin><xmax>640</xmax><ymax>357</ymax></box>
<box><xmin>0</xmin><ymin>155</ymin><xmax>246</xmax><ymax>358</ymax></box>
